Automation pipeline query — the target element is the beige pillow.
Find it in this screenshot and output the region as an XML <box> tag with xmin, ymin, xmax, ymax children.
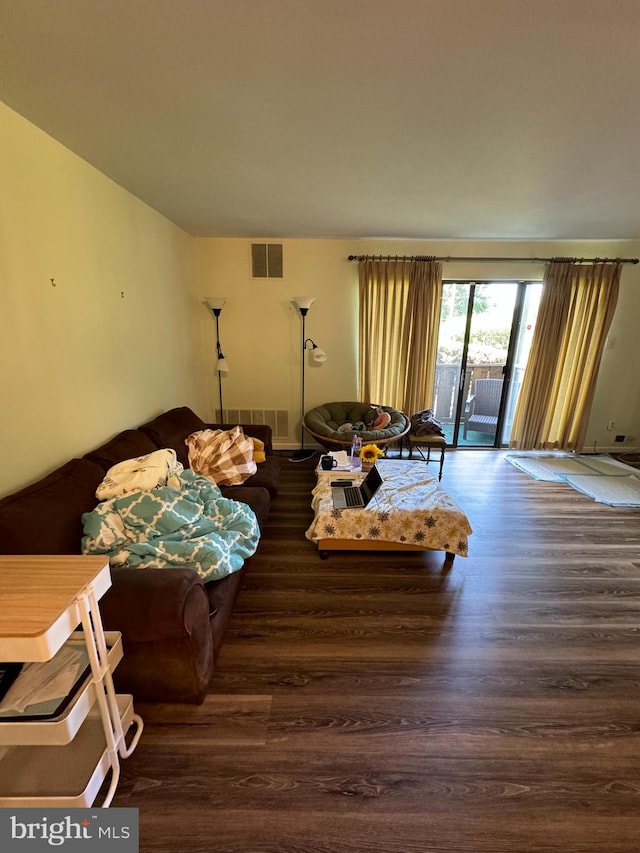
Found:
<box><xmin>252</xmin><ymin>437</ymin><xmax>266</xmax><ymax>464</ymax></box>
<box><xmin>186</xmin><ymin>426</ymin><xmax>257</xmax><ymax>485</ymax></box>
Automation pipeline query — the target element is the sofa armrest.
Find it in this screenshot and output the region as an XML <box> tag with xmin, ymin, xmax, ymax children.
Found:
<box><xmin>205</xmin><ymin>422</ymin><xmax>273</xmax><ymax>454</ymax></box>
<box><xmin>100</xmin><ymin>566</ymin><xmax>214</xmax><ymax>703</ymax></box>
<box><xmin>100</xmin><ymin>566</ymin><xmax>212</xmax><ymax>644</ymax></box>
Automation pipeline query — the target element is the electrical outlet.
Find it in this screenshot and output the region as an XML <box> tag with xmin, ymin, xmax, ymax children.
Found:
<box><xmin>615</xmin><ymin>434</ymin><xmax>625</xmax><ymax>443</ymax></box>
<box><xmin>607</xmin><ymin>420</ymin><xmax>615</xmax><ymax>431</ymax></box>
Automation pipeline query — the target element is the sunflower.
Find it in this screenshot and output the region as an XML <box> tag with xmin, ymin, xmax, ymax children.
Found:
<box><xmin>360</xmin><ymin>443</ymin><xmax>385</xmax><ymax>464</ymax></box>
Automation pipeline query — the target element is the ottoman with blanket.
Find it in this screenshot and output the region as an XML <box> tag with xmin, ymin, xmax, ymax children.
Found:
<box><xmin>306</xmin><ymin>459</ymin><xmax>472</xmax><ymax>564</ymax></box>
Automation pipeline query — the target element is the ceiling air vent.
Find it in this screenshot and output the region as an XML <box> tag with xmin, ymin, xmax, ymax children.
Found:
<box><xmin>251</xmin><ymin>243</ymin><xmax>283</xmax><ymax>279</ymax></box>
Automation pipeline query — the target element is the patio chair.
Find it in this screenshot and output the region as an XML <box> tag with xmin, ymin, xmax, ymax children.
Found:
<box><xmin>462</xmin><ymin>377</ymin><xmax>503</xmax><ymax>439</ymax></box>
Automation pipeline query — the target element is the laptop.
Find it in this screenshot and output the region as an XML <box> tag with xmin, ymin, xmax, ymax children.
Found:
<box><xmin>331</xmin><ymin>465</ymin><xmax>383</xmax><ymax>509</ymax></box>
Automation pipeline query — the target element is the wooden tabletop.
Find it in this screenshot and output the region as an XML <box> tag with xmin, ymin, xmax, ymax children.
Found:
<box><xmin>0</xmin><ymin>555</ymin><xmax>110</xmax><ymax>639</ymax></box>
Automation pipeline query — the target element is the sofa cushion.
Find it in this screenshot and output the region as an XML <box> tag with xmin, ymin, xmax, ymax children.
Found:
<box><xmin>139</xmin><ymin>407</ymin><xmax>207</xmax><ymax>467</ymax></box>
<box><xmin>239</xmin><ymin>456</ymin><xmax>280</xmax><ymax>498</ymax></box>
<box><xmin>0</xmin><ymin>459</ymin><xmax>104</xmax><ymax>555</ymax></box>
<box><xmin>218</xmin><ymin>485</ymin><xmax>271</xmax><ymax>529</ymax></box>
<box><xmin>84</xmin><ymin>429</ymin><xmax>159</xmax><ymax>472</ymax></box>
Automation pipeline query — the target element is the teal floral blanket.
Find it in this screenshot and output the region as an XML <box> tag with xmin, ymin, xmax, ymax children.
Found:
<box><xmin>81</xmin><ymin>470</ymin><xmax>260</xmax><ymax>582</ymax></box>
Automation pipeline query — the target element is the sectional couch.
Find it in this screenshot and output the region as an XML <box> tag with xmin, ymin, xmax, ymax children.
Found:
<box><xmin>0</xmin><ymin>407</ymin><xmax>280</xmax><ymax>703</ymax></box>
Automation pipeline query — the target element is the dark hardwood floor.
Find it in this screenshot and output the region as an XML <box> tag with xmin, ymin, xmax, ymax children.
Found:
<box><xmin>114</xmin><ymin>450</ymin><xmax>640</xmax><ymax>852</ymax></box>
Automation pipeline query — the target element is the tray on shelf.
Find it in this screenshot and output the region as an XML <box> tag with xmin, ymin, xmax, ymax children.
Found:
<box><xmin>0</xmin><ymin>632</ymin><xmax>123</xmax><ymax>745</ymax></box>
<box><xmin>0</xmin><ymin>693</ymin><xmax>135</xmax><ymax>807</ymax></box>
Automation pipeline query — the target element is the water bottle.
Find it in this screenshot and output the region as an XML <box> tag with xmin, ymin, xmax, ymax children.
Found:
<box><xmin>350</xmin><ymin>435</ymin><xmax>362</xmax><ymax>470</ymax></box>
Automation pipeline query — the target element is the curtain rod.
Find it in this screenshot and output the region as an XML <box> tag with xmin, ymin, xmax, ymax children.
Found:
<box><xmin>348</xmin><ymin>254</ymin><xmax>639</xmax><ymax>265</ymax></box>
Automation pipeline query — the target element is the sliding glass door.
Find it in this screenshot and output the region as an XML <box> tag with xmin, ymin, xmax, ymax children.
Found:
<box><xmin>501</xmin><ymin>283</ymin><xmax>542</xmax><ymax>440</ymax></box>
<box><xmin>432</xmin><ymin>281</ymin><xmax>541</xmax><ymax>447</ymax></box>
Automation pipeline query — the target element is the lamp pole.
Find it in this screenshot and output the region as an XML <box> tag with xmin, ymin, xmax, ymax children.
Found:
<box><xmin>300</xmin><ymin>307</ymin><xmax>309</xmax><ymax>455</ymax></box>
<box><xmin>291</xmin><ymin>297</ymin><xmax>318</xmax><ymax>460</ymax></box>
<box><xmin>205</xmin><ymin>297</ymin><xmax>228</xmax><ymax>422</ymax></box>
<box><xmin>214</xmin><ymin>310</ymin><xmax>224</xmax><ymax>420</ymax></box>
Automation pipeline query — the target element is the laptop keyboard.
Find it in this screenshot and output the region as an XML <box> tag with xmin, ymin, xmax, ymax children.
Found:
<box><xmin>343</xmin><ymin>487</ymin><xmax>362</xmax><ymax>506</ymax></box>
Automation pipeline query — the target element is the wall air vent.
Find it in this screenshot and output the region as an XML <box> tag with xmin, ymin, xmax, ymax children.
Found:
<box><xmin>224</xmin><ymin>409</ymin><xmax>290</xmax><ymax>440</ymax></box>
<box><xmin>251</xmin><ymin>243</ymin><xmax>283</xmax><ymax>279</ymax></box>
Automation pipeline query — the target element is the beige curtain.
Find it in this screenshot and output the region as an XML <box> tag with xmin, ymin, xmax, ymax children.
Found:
<box><xmin>358</xmin><ymin>259</ymin><xmax>442</xmax><ymax>414</ymax></box>
<box><xmin>510</xmin><ymin>260</ymin><xmax>621</xmax><ymax>451</ymax></box>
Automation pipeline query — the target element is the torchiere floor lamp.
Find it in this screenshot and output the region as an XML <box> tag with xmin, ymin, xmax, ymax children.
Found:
<box><xmin>292</xmin><ymin>297</ymin><xmax>327</xmax><ymax>460</ymax></box>
<box><xmin>205</xmin><ymin>297</ymin><xmax>229</xmax><ymax>420</ymax></box>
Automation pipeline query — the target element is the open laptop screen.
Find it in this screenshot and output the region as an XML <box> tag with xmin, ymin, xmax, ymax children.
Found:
<box><xmin>331</xmin><ymin>464</ymin><xmax>383</xmax><ymax>510</ymax></box>
<box><xmin>360</xmin><ymin>465</ymin><xmax>383</xmax><ymax>503</ymax></box>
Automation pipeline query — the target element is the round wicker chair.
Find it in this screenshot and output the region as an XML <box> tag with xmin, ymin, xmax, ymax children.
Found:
<box><xmin>303</xmin><ymin>402</ymin><xmax>410</xmax><ymax>452</ymax></box>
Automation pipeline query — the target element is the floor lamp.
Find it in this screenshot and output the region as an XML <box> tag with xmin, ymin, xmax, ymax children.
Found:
<box><xmin>205</xmin><ymin>297</ymin><xmax>229</xmax><ymax>421</ymax></box>
<box><xmin>292</xmin><ymin>297</ymin><xmax>327</xmax><ymax>460</ymax></box>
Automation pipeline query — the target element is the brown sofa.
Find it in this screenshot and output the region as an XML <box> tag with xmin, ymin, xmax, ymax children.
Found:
<box><xmin>0</xmin><ymin>407</ymin><xmax>280</xmax><ymax>703</ymax></box>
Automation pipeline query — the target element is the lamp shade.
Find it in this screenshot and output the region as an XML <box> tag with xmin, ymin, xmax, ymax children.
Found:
<box><xmin>311</xmin><ymin>346</ymin><xmax>327</xmax><ymax>363</ymax></box>
<box><xmin>293</xmin><ymin>296</ymin><xmax>315</xmax><ymax>312</ymax></box>
<box><xmin>205</xmin><ymin>296</ymin><xmax>227</xmax><ymax>312</ymax></box>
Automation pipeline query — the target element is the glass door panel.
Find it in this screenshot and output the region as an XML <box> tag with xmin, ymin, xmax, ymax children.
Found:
<box><xmin>462</xmin><ymin>282</ymin><xmax>517</xmax><ymax>446</ymax></box>
<box><xmin>434</xmin><ymin>281</ymin><xmax>529</xmax><ymax>448</ymax></box>
<box><xmin>501</xmin><ymin>283</ymin><xmax>542</xmax><ymax>443</ymax></box>
<box><xmin>432</xmin><ymin>283</ymin><xmax>470</xmax><ymax>445</ymax></box>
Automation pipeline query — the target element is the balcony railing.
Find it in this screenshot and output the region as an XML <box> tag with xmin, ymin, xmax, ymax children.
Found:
<box><xmin>432</xmin><ymin>362</ymin><xmax>527</xmax><ymax>446</ymax></box>
<box><xmin>433</xmin><ymin>363</ymin><xmax>504</xmax><ymax>423</ymax></box>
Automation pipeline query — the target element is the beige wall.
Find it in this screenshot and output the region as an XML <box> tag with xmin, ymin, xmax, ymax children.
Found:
<box><xmin>195</xmin><ymin>237</ymin><xmax>640</xmax><ymax>452</ymax></box>
<box><xmin>0</xmin><ymin>104</ymin><xmax>207</xmax><ymax>497</ymax></box>
<box><xmin>3</xmin><ymin>102</ymin><xmax>639</xmax><ymax>500</ymax></box>
<box><xmin>192</xmin><ymin>239</ymin><xmax>360</xmax><ymax>433</ymax></box>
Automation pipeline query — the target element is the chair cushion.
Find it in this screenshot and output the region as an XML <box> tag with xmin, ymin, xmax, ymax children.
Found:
<box><xmin>304</xmin><ymin>402</ymin><xmax>409</xmax><ymax>443</ymax></box>
<box><xmin>409</xmin><ymin>434</ymin><xmax>446</xmax><ymax>446</ymax></box>
<box><xmin>467</xmin><ymin>414</ymin><xmax>498</xmax><ymax>429</ymax></box>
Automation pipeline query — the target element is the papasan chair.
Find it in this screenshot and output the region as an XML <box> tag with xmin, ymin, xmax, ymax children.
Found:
<box><xmin>303</xmin><ymin>401</ymin><xmax>410</xmax><ymax>452</ymax></box>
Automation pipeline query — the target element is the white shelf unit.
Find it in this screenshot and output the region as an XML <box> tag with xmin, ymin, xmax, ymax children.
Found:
<box><xmin>0</xmin><ymin>556</ymin><xmax>143</xmax><ymax>807</ymax></box>
<box><xmin>0</xmin><ymin>631</ymin><xmax>123</xmax><ymax>745</ymax></box>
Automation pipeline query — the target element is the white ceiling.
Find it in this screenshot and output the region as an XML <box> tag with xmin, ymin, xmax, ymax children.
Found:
<box><xmin>2</xmin><ymin>0</ymin><xmax>640</xmax><ymax>240</ymax></box>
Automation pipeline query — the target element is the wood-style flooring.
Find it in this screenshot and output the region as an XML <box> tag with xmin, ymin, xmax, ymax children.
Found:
<box><xmin>114</xmin><ymin>450</ymin><xmax>640</xmax><ymax>852</ymax></box>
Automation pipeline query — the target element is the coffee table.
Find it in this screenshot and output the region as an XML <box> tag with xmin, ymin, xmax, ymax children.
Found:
<box><xmin>306</xmin><ymin>459</ymin><xmax>472</xmax><ymax>565</ymax></box>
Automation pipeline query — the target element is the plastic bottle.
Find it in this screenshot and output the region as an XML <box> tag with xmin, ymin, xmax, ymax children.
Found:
<box><xmin>350</xmin><ymin>435</ymin><xmax>362</xmax><ymax>470</ymax></box>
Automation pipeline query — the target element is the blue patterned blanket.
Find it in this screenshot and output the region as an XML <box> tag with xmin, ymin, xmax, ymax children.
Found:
<box><xmin>81</xmin><ymin>470</ymin><xmax>260</xmax><ymax>582</ymax></box>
